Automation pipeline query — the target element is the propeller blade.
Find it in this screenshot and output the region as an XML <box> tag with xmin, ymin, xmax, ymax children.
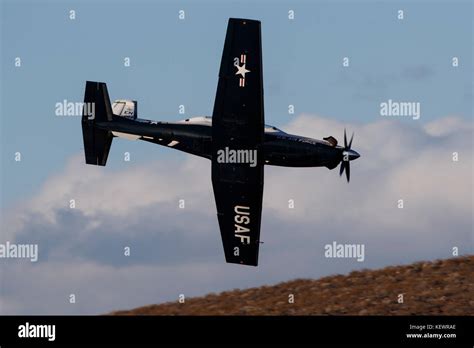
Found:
<box><xmin>339</xmin><ymin>129</ymin><xmax>357</xmax><ymax>182</ymax></box>
<box><xmin>348</xmin><ymin>132</ymin><xmax>354</xmax><ymax>149</ymax></box>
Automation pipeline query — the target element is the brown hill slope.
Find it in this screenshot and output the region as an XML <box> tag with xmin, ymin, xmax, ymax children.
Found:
<box><xmin>112</xmin><ymin>256</ymin><xmax>473</xmax><ymax>315</ymax></box>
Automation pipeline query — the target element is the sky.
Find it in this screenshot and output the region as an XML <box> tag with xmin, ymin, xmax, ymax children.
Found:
<box><xmin>0</xmin><ymin>0</ymin><xmax>472</xmax><ymax>314</ymax></box>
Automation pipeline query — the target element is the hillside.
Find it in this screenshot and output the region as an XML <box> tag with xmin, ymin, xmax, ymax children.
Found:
<box><xmin>112</xmin><ymin>256</ymin><xmax>473</xmax><ymax>315</ymax></box>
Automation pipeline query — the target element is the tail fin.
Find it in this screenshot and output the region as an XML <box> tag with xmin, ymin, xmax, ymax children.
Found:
<box><xmin>81</xmin><ymin>81</ymin><xmax>114</xmax><ymax>166</ymax></box>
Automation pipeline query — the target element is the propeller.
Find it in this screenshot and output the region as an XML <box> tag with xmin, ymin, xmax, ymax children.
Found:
<box><xmin>339</xmin><ymin>129</ymin><xmax>360</xmax><ymax>182</ymax></box>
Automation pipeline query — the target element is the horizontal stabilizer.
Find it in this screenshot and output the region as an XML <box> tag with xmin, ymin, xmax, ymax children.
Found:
<box><xmin>81</xmin><ymin>81</ymin><xmax>114</xmax><ymax>166</ymax></box>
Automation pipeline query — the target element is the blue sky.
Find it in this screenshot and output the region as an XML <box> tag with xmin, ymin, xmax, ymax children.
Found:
<box><xmin>1</xmin><ymin>0</ymin><xmax>472</xmax><ymax>205</ymax></box>
<box><xmin>0</xmin><ymin>0</ymin><xmax>472</xmax><ymax>314</ymax></box>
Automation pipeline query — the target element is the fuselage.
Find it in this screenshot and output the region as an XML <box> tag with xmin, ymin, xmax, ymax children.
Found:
<box><xmin>96</xmin><ymin>116</ymin><xmax>343</xmax><ymax>169</ymax></box>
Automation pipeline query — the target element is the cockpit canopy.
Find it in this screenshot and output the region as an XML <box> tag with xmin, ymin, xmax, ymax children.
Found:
<box><xmin>178</xmin><ymin>116</ymin><xmax>285</xmax><ymax>133</ymax></box>
<box><xmin>178</xmin><ymin>116</ymin><xmax>212</xmax><ymax>125</ymax></box>
<box><xmin>264</xmin><ymin>125</ymin><xmax>284</xmax><ymax>133</ymax></box>
<box><xmin>112</xmin><ymin>99</ymin><xmax>137</xmax><ymax>119</ymax></box>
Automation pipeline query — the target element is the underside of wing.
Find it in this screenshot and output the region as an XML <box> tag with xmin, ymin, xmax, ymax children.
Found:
<box><xmin>211</xmin><ymin>18</ymin><xmax>265</xmax><ymax>266</ymax></box>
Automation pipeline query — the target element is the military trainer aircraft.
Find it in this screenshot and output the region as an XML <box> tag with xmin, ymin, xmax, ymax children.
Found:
<box><xmin>81</xmin><ymin>18</ymin><xmax>360</xmax><ymax>266</ymax></box>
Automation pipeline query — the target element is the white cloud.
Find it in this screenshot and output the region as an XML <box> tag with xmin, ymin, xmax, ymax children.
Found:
<box><xmin>424</xmin><ymin>115</ymin><xmax>473</xmax><ymax>137</ymax></box>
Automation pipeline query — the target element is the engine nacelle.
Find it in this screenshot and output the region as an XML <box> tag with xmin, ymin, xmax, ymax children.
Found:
<box><xmin>112</xmin><ymin>99</ymin><xmax>137</xmax><ymax>119</ymax></box>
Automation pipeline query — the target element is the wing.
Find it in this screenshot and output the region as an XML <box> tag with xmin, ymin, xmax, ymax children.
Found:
<box><xmin>211</xmin><ymin>18</ymin><xmax>265</xmax><ymax>266</ymax></box>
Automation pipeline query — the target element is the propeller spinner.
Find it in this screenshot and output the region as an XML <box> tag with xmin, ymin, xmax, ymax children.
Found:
<box><xmin>339</xmin><ymin>129</ymin><xmax>360</xmax><ymax>182</ymax></box>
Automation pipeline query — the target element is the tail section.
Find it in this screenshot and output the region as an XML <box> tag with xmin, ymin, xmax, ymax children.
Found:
<box><xmin>81</xmin><ymin>81</ymin><xmax>114</xmax><ymax>166</ymax></box>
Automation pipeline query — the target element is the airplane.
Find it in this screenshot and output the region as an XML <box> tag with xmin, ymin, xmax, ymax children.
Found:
<box><xmin>81</xmin><ymin>18</ymin><xmax>360</xmax><ymax>266</ymax></box>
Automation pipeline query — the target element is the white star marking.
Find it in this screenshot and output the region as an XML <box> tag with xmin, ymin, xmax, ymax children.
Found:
<box><xmin>235</xmin><ymin>63</ymin><xmax>250</xmax><ymax>78</ymax></box>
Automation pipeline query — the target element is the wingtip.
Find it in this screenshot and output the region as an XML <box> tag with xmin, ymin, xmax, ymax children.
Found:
<box><xmin>225</xmin><ymin>257</ymin><xmax>258</xmax><ymax>267</ymax></box>
<box><xmin>228</xmin><ymin>18</ymin><xmax>261</xmax><ymax>25</ymax></box>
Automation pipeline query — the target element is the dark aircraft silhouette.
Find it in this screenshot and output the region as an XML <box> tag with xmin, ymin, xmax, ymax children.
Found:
<box><xmin>81</xmin><ymin>18</ymin><xmax>360</xmax><ymax>266</ymax></box>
